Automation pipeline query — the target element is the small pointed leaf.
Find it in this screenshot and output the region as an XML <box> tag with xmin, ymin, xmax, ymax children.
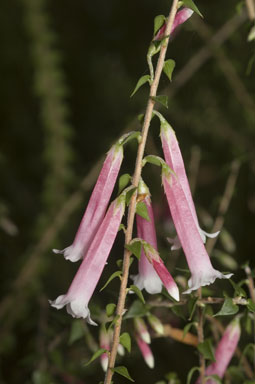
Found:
<box><xmin>214</xmin><ymin>298</ymin><xmax>239</xmax><ymax>317</ymax></box>
<box><xmin>118</xmin><ymin>174</ymin><xmax>131</xmax><ymax>194</ymax></box>
<box><xmin>143</xmin><ymin>155</ymin><xmax>164</xmax><ymax>167</ymax></box>
<box><xmin>136</xmin><ymin>201</ymin><xmax>150</xmax><ymax>221</ymax></box>
<box><xmin>119</xmin><ymin>332</ymin><xmax>131</xmax><ymax>353</ymax></box>
<box><xmin>198</xmin><ymin>339</ymin><xmax>215</xmax><ymax>361</ymax></box>
<box><xmin>129</xmin><ymin>285</ymin><xmax>145</xmax><ymax>304</ymax></box>
<box><xmin>151</xmin><ymin>95</ymin><xmax>168</xmax><ymax>109</ymax></box>
<box><xmin>124</xmin><ymin>300</ymin><xmax>148</xmax><ymax>319</ymax></box>
<box><xmin>106</xmin><ymin>303</ymin><xmax>116</xmax><ymax>317</ymax></box>
<box><xmin>112</xmin><ymin>366</ymin><xmax>134</xmax><ymax>382</ymax></box>
<box><xmin>131</xmin><ymin>75</ymin><xmax>150</xmax><ymax>97</ymax></box>
<box><xmin>154</xmin><ymin>15</ymin><xmax>166</xmax><ymax>35</ymax></box>
<box><xmin>163</xmin><ymin>59</ymin><xmax>175</xmax><ymax>82</ymax></box>
<box><xmin>182</xmin><ymin>0</ymin><xmax>203</xmax><ymax>18</ymax></box>
<box><xmin>125</xmin><ymin>187</ymin><xmax>137</xmax><ymax>206</ymax></box>
<box><xmin>85</xmin><ymin>348</ymin><xmax>107</xmax><ymax>366</ymax></box>
<box><xmin>100</xmin><ymin>271</ymin><xmax>122</xmax><ymax>292</ymax></box>
<box><xmin>125</xmin><ymin>240</ymin><xmax>142</xmax><ymax>260</ymax></box>
<box><xmin>204</xmin><ymin>375</ymin><xmax>222</xmax><ymax>383</ymax></box>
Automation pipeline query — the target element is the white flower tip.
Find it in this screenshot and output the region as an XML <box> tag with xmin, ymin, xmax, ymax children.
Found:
<box><xmin>155</xmin><ymin>324</ymin><xmax>164</xmax><ymax>335</ymax></box>
<box><xmin>52</xmin><ymin>245</ymin><xmax>83</xmax><ymax>262</ymax></box>
<box><xmin>168</xmin><ymin>285</ymin><xmax>180</xmax><ymax>302</ymax></box>
<box><xmin>145</xmin><ymin>355</ymin><xmax>155</xmax><ymax>369</ymax></box>
<box><xmin>141</xmin><ymin>332</ymin><xmax>151</xmax><ymax>345</ymax></box>
<box><xmin>201</xmin><ymin>229</ymin><xmax>220</xmax><ymax>239</ymax></box>
<box><xmin>101</xmin><ymin>355</ymin><xmax>108</xmax><ymax>372</ymax></box>
<box><xmin>117</xmin><ymin>344</ymin><xmax>125</xmax><ymax>356</ymax></box>
<box><xmin>52</xmin><ymin>248</ymin><xmax>62</xmax><ymax>254</ymax></box>
<box><xmin>185</xmin><ymin>8</ymin><xmax>194</xmax><ymax>18</ymax></box>
<box><xmin>183</xmin><ymin>270</ymin><xmax>233</xmax><ymax>294</ymax></box>
<box><xmin>49</xmin><ymin>294</ymin><xmax>67</xmax><ymax>309</ymax></box>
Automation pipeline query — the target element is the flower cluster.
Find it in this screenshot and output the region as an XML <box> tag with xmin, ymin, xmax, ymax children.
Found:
<box><xmin>49</xmin><ymin>5</ymin><xmax>231</xmax><ymax>331</ymax></box>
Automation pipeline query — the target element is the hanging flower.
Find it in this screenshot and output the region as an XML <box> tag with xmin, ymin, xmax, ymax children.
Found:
<box><xmin>49</xmin><ymin>194</ymin><xmax>125</xmax><ymax>324</ymax></box>
<box><xmin>147</xmin><ymin>314</ymin><xmax>164</xmax><ymax>336</ymax></box>
<box><xmin>99</xmin><ymin>326</ymin><xmax>110</xmax><ymax>372</ymax></box>
<box><xmin>162</xmin><ymin>166</ymin><xmax>232</xmax><ymax>293</ymax></box>
<box><xmin>158</xmin><ymin>112</ymin><xmax>219</xmax><ymax>249</ymax></box>
<box><xmin>132</xmin><ymin>181</ymin><xmax>163</xmax><ymax>294</ymax></box>
<box><xmin>154</xmin><ymin>7</ymin><xmax>194</xmax><ymax>41</ymax></box>
<box><xmin>134</xmin><ymin>317</ymin><xmax>151</xmax><ymax>344</ymax></box>
<box><xmin>135</xmin><ymin>333</ymin><xmax>155</xmax><ymax>369</ymax></box>
<box><xmin>143</xmin><ymin>240</ymin><xmax>180</xmax><ymax>301</ymax></box>
<box><xmin>196</xmin><ymin>318</ymin><xmax>241</xmax><ymax>384</ymax></box>
<box><xmin>53</xmin><ymin>142</ymin><xmax>123</xmax><ymax>262</ymax></box>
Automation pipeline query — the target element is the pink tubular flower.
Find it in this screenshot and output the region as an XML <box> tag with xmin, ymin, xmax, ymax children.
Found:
<box><xmin>135</xmin><ymin>333</ymin><xmax>155</xmax><ymax>369</ymax></box>
<box><xmin>158</xmin><ymin>112</ymin><xmax>219</xmax><ymax>249</ymax></box>
<box><xmin>143</xmin><ymin>241</ymin><xmax>180</xmax><ymax>301</ymax></box>
<box><xmin>132</xmin><ymin>181</ymin><xmax>163</xmax><ymax>295</ymax></box>
<box><xmin>134</xmin><ymin>317</ymin><xmax>151</xmax><ymax>344</ymax></box>
<box><xmin>49</xmin><ymin>194</ymin><xmax>125</xmax><ymax>324</ymax></box>
<box><xmin>196</xmin><ymin>318</ymin><xmax>241</xmax><ymax>384</ymax></box>
<box><xmin>99</xmin><ymin>326</ymin><xmax>110</xmax><ymax>372</ymax></box>
<box><xmin>53</xmin><ymin>142</ymin><xmax>123</xmax><ymax>262</ymax></box>
<box><xmin>162</xmin><ymin>166</ymin><xmax>232</xmax><ymax>293</ymax></box>
<box><xmin>154</xmin><ymin>7</ymin><xmax>193</xmax><ymax>41</ymax></box>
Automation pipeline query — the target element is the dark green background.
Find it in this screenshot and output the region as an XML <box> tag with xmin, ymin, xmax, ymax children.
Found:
<box><xmin>0</xmin><ymin>0</ymin><xmax>254</xmax><ymax>383</ymax></box>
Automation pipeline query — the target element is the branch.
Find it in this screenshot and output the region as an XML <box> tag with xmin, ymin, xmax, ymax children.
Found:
<box><xmin>104</xmin><ymin>1</ymin><xmax>179</xmax><ymax>382</ymax></box>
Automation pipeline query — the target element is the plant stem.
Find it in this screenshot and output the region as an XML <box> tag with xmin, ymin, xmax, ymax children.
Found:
<box><xmin>104</xmin><ymin>1</ymin><xmax>179</xmax><ymax>382</ymax></box>
<box><xmin>197</xmin><ymin>288</ymin><xmax>205</xmax><ymax>383</ymax></box>
<box><xmin>245</xmin><ymin>0</ymin><xmax>255</xmax><ymax>20</ymax></box>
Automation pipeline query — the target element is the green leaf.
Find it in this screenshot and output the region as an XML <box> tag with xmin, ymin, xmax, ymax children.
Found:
<box><xmin>112</xmin><ymin>366</ymin><xmax>134</xmax><ymax>382</ymax></box>
<box><xmin>154</xmin><ymin>15</ymin><xmax>165</xmax><ymax>35</ymax></box>
<box><xmin>219</xmin><ymin>229</ymin><xmax>236</xmax><ymax>253</ymax></box>
<box><xmin>214</xmin><ymin>298</ymin><xmax>239</xmax><ymax>317</ymax></box>
<box><xmin>136</xmin><ymin>201</ymin><xmax>150</xmax><ymax>221</ymax></box>
<box><xmin>151</xmin><ymin>95</ymin><xmax>168</xmax><ymax>109</ymax></box>
<box><xmin>118</xmin><ymin>174</ymin><xmax>131</xmax><ymax>194</ymax></box>
<box><xmin>163</xmin><ymin>59</ymin><xmax>175</xmax><ymax>82</ymax></box>
<box><xmin>118</xmin><ymin>223</ymin><xmax>126</xmax><ymax>232</ymax></box>
<box><xmin>130</xmin><ymin>75</ymin><xmax>150</xmax><ymax>97</ymax></box>
<box><xmin>122</xmin><ymin>131</ymin><xmax>141</xmax><ymax>146</ymax></box>
<box><xmin>183</xmin><ymin>322</ymin><xmax>196</xmax><ymax>339</ymax></box>
<box><xmin>188</xmin><ymin>296</ymin><xmax>198</xmax><ymax>320</ymax></box>
<box><xmin>129</xmin><ymin>285</ymin><xmax>145</xmax><ymax>304</ymax></box>
<box><xmin>198</xmin><ymin>339</ymin><xmax>215</xmax><ymax>361</ymax></box>
<box><xmin>186</xmin><ymin>366</ymin><xmax>200</xmax><ymax>384</ymax></box>
<box><xmin>124</xmin><ymin>300</ymin><xmax>148</xmax><ymax>319</ymax></box>
<box><xmin>68</xmin><ymin>320</ymin><xmax>85</xmax><ymax>345</ymax></box>
<box><xmin>182</xmin><ymin>0</ymin><xmax>203</xmax><ymax>18</ymax></box>
<box><xmin>142</xmin><ymin>155</ymin><xmax>164</xmax><ymax>167</ymax></box>
<box><xmin>100</xmin><ymin>271</ymin><xmax>122</xmax><ymax>292</ymax></box>
<box><xmin>106</xmin><ymin>303</ymin><xmax>116</xmax><ymax>317</ymax></box>
<box><xmin>85</xmin><ymin>348</ymin><xmax>107</xmax><ymax>366</ymax></box>
<box><xmin>125</xmin><ymin>187</ymin><xmax>137</xmax><ymax>206</ymax></box>
<box><xmin>125</xmin><ymin>240</ymin><xmax>142</xmax><ymax>260</ymax></box>
<box><xmin>119</xmin><ymin>332</ymin><xmax>131</xmax><ymax>353</ymax></box>
<box><xmin>247</xmin><ymin>299</ymin><xmax>255</xmax><ymax>313</ymax></box>
<box><xmin>229</xmin><ymin>279</ymin><xmax>246</xmax><ymax>297</ymax></box>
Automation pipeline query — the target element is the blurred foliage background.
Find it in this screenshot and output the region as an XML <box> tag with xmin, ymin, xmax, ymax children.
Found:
<box><xmin>0</xmin><ymin>0</ymin><xmax>254</xmax><ymax>383</ymax></box>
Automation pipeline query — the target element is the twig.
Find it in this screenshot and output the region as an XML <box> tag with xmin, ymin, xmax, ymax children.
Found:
<box><xmin>197</xmin><ymin>288</ymin><xmax>205</xmax><ymax>383</ymax></box>
<box><xmin>104</xmin><ymin>2</ymin><xmax>179</xmax><ymax>383</ymax></box>
<box><xmin>148</xmin><ymin>296</ymin><xmax>249</xmax><ymax>308</ymax></box>
<box><xmin>246</xmin><ymin>0</ymin><xmax>255</xmax><ymax>20</ymax></box>
<box><xmin>206</xmin><ymin>160</ymin><xmax>240</xmax><ymax>255</ymax></box>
